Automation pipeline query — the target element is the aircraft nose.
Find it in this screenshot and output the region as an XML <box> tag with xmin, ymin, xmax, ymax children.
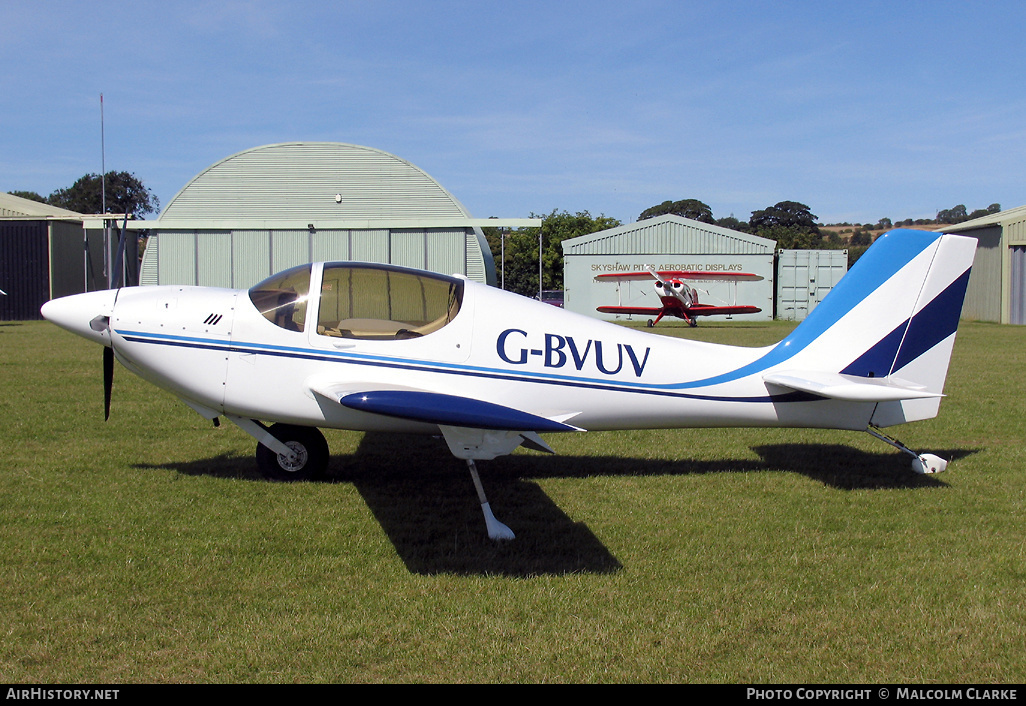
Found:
<box><xmin>40</xmin><ymin>289</ymin><xmax>119</xmax><ymax>346</ymax></box>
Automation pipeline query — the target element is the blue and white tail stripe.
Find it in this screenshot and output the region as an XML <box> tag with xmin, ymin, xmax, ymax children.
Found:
<box><xmin>782</xmin><ymin>229</ymin><xmax>975</xmax><ymax>383</ymax></box>
<box><xmin>758</xmin><ymin>229</ymin><xmax>975</xmax><ymax>426</ymax></box>
<box><xmin>671</xmin><ymin>229</ymin><xmax>974</xmax><ymax>391</ymax></box>
<box><xmin>842</xmin><ymin>267</ymin><xmax>972</xmax><ymax>378</ymax></box>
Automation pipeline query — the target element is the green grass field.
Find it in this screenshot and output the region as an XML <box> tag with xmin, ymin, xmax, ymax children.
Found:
<box><xmin>1</xmin><ymin>318</ymin><xmax>1024</xmax><ymax>683</ymax></box>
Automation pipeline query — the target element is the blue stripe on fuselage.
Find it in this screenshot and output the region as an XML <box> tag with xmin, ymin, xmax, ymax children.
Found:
<box><xmin>116</xmin><ymin>329</ymin><xmax>817</xmax><ymax>404</ymax></box>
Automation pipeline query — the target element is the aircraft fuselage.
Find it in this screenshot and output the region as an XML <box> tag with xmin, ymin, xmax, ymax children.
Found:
<box><xmin>97</xmin><ymin>267</ymin><xmax>868</xmax><ymax>436</ymax></box>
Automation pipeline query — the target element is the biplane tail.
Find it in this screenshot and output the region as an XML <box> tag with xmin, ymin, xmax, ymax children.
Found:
<box><xmin>762</xmin><ymin>229</ymin><xmax>977</xmax><ymax>427</ymax></box>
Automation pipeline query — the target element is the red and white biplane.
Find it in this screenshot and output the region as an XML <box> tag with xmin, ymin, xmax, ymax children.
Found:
<box><xmin>595</xmin><ymin>268</ymin><xmax>763</xmax><ymax>327</ymax></box>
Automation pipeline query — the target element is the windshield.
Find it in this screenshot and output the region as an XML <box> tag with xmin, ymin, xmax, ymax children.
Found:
<box><xmin>248</xmin><ymin>265</ymin><xmax>312</xmax><ymax>332</ymax></box>
<box><xmin>317</xmin><ymin>264</ymin><xmax>463</xmax><ymax>340</ymax></box>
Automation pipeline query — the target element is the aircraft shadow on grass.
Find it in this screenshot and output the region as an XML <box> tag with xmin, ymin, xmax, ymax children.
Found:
<box><xmin>134</xmin><ymin>432</ymin><xmax>979</xmax><ymax>577</ymax></box>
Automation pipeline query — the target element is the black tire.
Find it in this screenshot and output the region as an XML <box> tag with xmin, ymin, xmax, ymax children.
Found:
<box><xmin>255</xmin><ymin>424</ymin><xmax>329</xmax><ymax>481</ymax></box>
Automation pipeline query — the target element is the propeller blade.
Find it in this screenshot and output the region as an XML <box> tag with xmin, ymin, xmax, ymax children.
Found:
<box><xmin>103</xmin><ymin>346</ymin><xmax>114</xmax><ymax>421</ymax></box>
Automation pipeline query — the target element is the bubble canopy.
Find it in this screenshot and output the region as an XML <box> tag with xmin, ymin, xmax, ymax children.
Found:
<box><xmin>248</xmin><ymin>263</ymin><xmax>464</xmax><ymax>340</ymax></box>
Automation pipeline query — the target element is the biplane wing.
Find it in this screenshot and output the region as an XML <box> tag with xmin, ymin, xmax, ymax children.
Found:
<box><xmin>679</xmin><ymin>304</ymin><xmax>761</xmax><ymax>317</ymax></box>
<box><xmin>597</xmin><ymin>304</ymin><xmax>761</xmax><ymax>317</ymax></box>
<box><xmin>596</xmin><ymin>268</ymin><xmax>764</xmax><ymax>326</ymax></box>
<box><xmin>596</xmin><ymin>305</ymin><xmax>663</xmax><ymax>316</ymax></box>
<box><xmin>595</xmin><ymin>270</ymin><xmax>763</xmax><ymax>282</ymax></box>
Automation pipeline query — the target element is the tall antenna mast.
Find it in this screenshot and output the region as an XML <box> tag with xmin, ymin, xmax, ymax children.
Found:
<box><xmin>100</xmin><ymin>93</ymin><xmax>106</xmax><ymax>215</ymax></box>
<box><xmin>100</xmin><ymin>93</ymin><xmax>110</xmax><ymax>287</ymax></box>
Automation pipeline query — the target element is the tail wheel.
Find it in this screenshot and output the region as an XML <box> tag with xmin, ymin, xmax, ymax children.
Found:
<box><xmin>255</xmin><ymin>424</ymin><xmax>329</xmax><ymax>481</ymax></box>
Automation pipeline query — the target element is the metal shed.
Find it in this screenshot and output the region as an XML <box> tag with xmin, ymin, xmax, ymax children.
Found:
<box><xmin>775</xmin><ymin>249</ymin><xmax>848</xmax><ymax>321</ymax></box>
<box><xmin>943</xmin><ymin>205</ymin><xmax>1026</xmax><ymax>324</ymax></box>
<box><xmin>0</xmin><ymin>193</ymin><xmax>99</xmax><ymax>321</ymax></box>
<box><xmin>561</xmin><ymin>214</ymin><xmax>776</xmax><ymax>322</ymax></box>
<box><xmin>129</xmin><ymin>143</ymin><xmax>537</xmax><ymax>288</ymax></box>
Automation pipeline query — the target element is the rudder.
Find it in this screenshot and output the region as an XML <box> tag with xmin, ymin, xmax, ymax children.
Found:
<box><xmin>761</xmin><ymin>229</ymin><xmax>976</xmax><ymax>425</ymax></box>
<box><xmin>867</xmin><ymin>232</ymin><xmax>977</xmax><ymax>425</ymax></box>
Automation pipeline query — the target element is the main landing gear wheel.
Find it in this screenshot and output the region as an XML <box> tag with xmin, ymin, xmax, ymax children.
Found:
<box><xmin>255</xmin><ymin>424</ymin><xmax>329</xmax><ymax>481</ymax></box>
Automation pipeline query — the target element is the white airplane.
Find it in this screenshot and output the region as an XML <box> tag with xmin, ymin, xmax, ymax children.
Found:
<box><xmin>42</xmin><ymin>228</ymin><xmax>976</xmax><ymax>540</ymax></box>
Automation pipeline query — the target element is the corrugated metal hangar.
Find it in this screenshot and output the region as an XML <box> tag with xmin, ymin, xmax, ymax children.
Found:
<box><xmin>118</xmin><ymin>142</ymin><xmax>538</xmax><ymax>289</ymax></box>
<box><xmin>561</xmin><ymin>215</ymin><xmax>777</xmax><ymax>322</ymax></box>
<box><xmin>0</xmin><ymin>193</ymin><xmax>102</xmax><ymax>321</ymax></box>
<box><xmin>944</xmin><ymin>205</ymin><xmax>1026</xmax><ymax>324</ymax></box>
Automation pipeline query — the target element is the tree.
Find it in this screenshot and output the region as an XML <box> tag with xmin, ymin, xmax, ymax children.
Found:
<box><xmin>486</xmin><ymin>210</ymin><xmax>621</xmax><ymax>297</ymax></box>
<box><xmin>935</xmin><ymin>204</ymin><xmax>967</xmax><ymax>224</ymax></box>
<box><xmin>750</xmin><ymin>200</ymin><xmax>820</xmax><ymax>234</ymax></box>
<box><xmin>757</xmin><ymin>225</ymin><xmax>822</xmax><ymax>249</ymax></box>
<box><xmin>715</xmin><ymin>215</ymin><xmax>752</xmax><ymax>233</ymax></box>
<box><xmin>638</xmin><ymin>199</ymin><xmax>715</xmax><ymax>224</ymax></box>
<box><xmin>6</xmin><ymin>190</ymin><xmax>46</xmax><ymax>203</ymax></box>
<box><xmin>849</xmin><ymin>229</ymin><xmax>873</xmax><ymax>246</ymax></box>
<box><xmin>967</xmin><ymin>203</ymin><xmax>1001</xmax><ymax>220</ymax></box>
<box><xmin>47</xmin><ymin>171</ymin><xmax>159</xmax><ymax>217</ymax></box>
<box><xmin>749</xmin><ymin>201</ymin><xmax>821</xmax><ymax>249</ymax></box>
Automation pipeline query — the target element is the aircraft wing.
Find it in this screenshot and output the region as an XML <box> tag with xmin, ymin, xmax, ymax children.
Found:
<box><xmin>338</xmin><ymin>390</ymin><xmax>582</xmax><ymax>432</ymax></box>
<box><xmin>763</xmin><ymin>371</ymin><xmax>943</xmax><ymax>402</ymax></box>
<box><xmin>596</xmin><ymin>305</ymin><xmax>665</xmax><ymax>316</ymax></box>
<box><xmin>687</xmin><ymin>304</ymin><xmax>762</xmax><ymax>317</ymax></box>
<box><xmin>309</xmin><ymin>383</ymin><xmax>582</xmax><ymax>462</ymax></box>
<box><xmin>597</xmin><ymin>304</ymin><xmax>761</xmax><ymax>317</ymax></box>
<box><xmin>309</xmin><ymin>380</ymin><xmax>582</xmax><ymax>433</ymax></box>
<box><xmin>596</xmin><ymin>270</ymin><xmax>763</xmax><ymax>282</ymax></box>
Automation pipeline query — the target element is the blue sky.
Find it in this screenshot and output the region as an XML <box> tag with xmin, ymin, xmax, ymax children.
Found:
<box><xmin>2</xmin><ymin>0</ymin><xmax>1024</xmax><ymax>226</ymax></box>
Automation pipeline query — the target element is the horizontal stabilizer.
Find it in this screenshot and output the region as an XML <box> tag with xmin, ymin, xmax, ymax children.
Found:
<box><xmin>763</xmin><ymin>370</ymin><xmax>943</xmax><ymax>402</ymax></box>
<box><xmin>338</xmin><ymin>390</ymin><xmax>582</xmax><ymax>432</ymax></box>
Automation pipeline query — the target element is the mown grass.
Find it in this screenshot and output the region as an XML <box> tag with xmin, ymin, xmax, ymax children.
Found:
<box><xmin>1</xmin><ymin>318</ymin><xmax>1024</xmax><ymax>683</ymax></box>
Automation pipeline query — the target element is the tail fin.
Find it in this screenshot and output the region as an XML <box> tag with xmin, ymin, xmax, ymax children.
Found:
<box><xmin>763</xmin><ymin>229</ymin><xmax>976</xmax><ymax>425</ymax></box>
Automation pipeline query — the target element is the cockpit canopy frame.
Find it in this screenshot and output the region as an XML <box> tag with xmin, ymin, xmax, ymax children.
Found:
<box><xmin>248</xmin><ymin>263</ymin><xmax>465</xmax><ymax>340</ymax></box>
